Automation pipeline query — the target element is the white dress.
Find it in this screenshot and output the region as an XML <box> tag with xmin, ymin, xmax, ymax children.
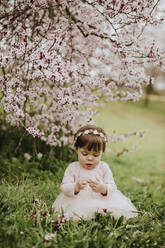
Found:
<box><xmin>52</xmin><ymin>161</ymin><xmax>138</xmax><ymax>220</ymax></box>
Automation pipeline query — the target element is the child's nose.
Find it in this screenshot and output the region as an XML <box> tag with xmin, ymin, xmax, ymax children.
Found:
<box><xmin>87</xmin><ymin>154</ymin><xmax>93</xmax><ymax>160</ymax></box>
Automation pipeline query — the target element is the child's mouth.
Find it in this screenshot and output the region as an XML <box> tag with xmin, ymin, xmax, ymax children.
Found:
<box><xmin>86</xmin><ymin>163</ymin><xmax>93</xmax><ymax>167</ymax></box>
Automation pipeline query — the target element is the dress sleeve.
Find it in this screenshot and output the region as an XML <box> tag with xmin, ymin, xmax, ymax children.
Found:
<box><xmin>102</xmin><ymin>162</ymin><xmax>117</xmax><ymax>196</ymax></box>
<box><xmin>60</xmin><ymin>164</ymin><xmax>76</xmax><ymax>197</ymax></box>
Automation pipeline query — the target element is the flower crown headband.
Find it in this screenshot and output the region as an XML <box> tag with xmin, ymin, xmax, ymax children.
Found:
<box><xmin>75</xmin><ymin>129</ymin><xmax>107</xmax><ymax>142</ymax></box>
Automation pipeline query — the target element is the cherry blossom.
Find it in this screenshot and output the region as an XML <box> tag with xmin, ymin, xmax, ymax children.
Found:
<box><xmin>0</xmin><ymin>0</ymin><xmax>164</xmax><ymax>146</ymax></box>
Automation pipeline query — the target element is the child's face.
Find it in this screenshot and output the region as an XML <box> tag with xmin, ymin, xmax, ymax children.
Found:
<box><xmin>77</xmin><ymin>147</ymin><xmax>103</xmax><ymax>170</ymax></box>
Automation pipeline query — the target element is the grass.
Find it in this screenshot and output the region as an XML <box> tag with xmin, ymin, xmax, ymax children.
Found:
<box><xmin>0</xmin><ymin>98</ymin><xmax>165</xmax><ymax>248</ymax></box>
<box><xmin>94</xmin><ymin>99</ymin><xmax>165</xmax><ymax>185</ymax></box>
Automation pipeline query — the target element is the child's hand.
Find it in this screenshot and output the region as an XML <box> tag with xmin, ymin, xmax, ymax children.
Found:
<box><xmin>75</xmin><ymin>178</ymin><xmax>87</xmax><ymax>194</ymax></box>
<box><xmin>87</xmin><ymin>178</ymin><xmax>107</xmax><ymax>195</ymax></box>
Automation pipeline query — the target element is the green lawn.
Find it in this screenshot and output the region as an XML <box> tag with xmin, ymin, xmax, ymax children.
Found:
<box><xmin>0</xmin><ymin>99</ymin><xmax>165</xmax><ymax>248</ymax></box>
<box><xmin>94</xmin><ymin>100</ymin><xmax>165</xmax><ymax>185</ymax></box>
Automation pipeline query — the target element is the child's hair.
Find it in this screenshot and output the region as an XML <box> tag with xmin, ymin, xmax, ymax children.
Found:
<box><xmin>74</xmin><ymin>125</ymin><xmax>107</xmax><ymax>152</ymax></box>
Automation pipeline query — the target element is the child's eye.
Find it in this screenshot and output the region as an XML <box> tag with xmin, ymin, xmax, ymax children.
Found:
<box><xmin>94</xmin><ymin>154</ymin><xmax>99</xmax><ymax>157</ymax></box>
<box><xmin>82</xmin><ymin>153</ymin><xmax>88</xmax><ymax>156</ymax></box>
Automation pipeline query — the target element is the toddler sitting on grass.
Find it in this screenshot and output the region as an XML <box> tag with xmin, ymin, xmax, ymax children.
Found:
<box><xmin>52</xmin><ymin>125</ymin><xmax>138</xmax><ymax>221</ymax></box>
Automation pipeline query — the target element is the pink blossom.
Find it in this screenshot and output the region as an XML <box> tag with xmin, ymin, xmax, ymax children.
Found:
<box><xmin>0</xmin><ymin>0</ymin><xmax>164</xmax><ymax>146</ymax></box>
<box><xmin>24</xmin><ymin>153</ymin><xmax>31</xmax><ymax>160</ymax></box>
<box><xmin>26</xmin><ymin>127</ymin><xmax>44</xmax><ymax>138</ymax></box>
<box><xmin>44</xmin><ymin>233</ymin><xmax>56</xmax><ymax>242</ymax></box>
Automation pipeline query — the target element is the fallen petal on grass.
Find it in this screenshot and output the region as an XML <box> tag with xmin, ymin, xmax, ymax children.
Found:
<box><xmin>44</xmin><ymin>233</ymin><xmax>56</xmax><ymax>242</ymax></box>
<box><xmin>131</xmin><ymin>177</ymin><xmax>148</xmax><ymax>184</ymax></box>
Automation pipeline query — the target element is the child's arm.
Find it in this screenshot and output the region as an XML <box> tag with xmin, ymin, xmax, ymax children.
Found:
<box><xmin>102</xmin><ymin>162</ymin><xmax>117</xmax><ymax>195</ymax></box>
<box><xmin>60</xmin><ymin>164</ymin><xmax>77</xmax><ymax>197</ymax></box>
<box><xmin>61</xmin><ymin>164</ymin><xmax>88</xmax><ymax>196</ymax></box>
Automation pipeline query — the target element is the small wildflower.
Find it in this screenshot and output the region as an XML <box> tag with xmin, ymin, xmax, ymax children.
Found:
<box><xmin>37</xmin><ymin>152</ymin><xmax>43</xmax><ymax>159</ymax></box>
<box><xmin>29</xmin><ymin>211</ymin><xmax>37</xmax><ymax>218</ymax></box>
<box><xmin>56</xmin><ymin>213</ymin><xmax>69</xmax><ymax>225</ymax></box>
<box><xmin>34</xmin><ymin>198</ymin><xmax>41</xmax><ymax>206</ymax></box>
<box><xmin>24</xmin><ymin>153</ymin><xmax>31</xmax><ymax>160</ymax></box>
<box><xmin>44</xmin><ymin>233</ymin><xmax>56</xmax><ymax>242</ymax></box>
<box><xmin>42</xmin><ymin>211</ymin><xmax>50</xmax><ymax>217</ymax></box>
<box><xmin>134</xmin><ymin>230</ymin><xmax>142</xmax><ymax>235</ymax></box>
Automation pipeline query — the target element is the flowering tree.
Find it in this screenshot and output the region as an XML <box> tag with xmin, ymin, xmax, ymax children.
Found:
<box><xmin>0</xmin><ymin>0</ymin><xmax>164</xmax><ymax>147</ymax></box>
